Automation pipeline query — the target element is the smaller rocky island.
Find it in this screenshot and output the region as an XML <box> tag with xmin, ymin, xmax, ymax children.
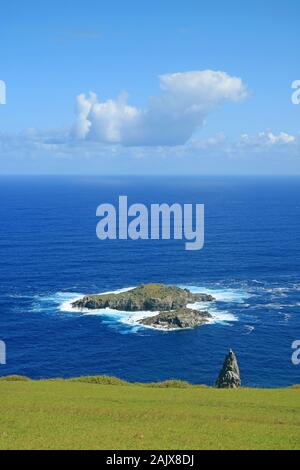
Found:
<box><xmin>138</xmin><ymin>307</ymin><xmax>212</xmax><ymax>330</ymax></box>
<box><xmin>72</xmin><ymin>283</ymin><xmax>215</xmax><ymax>330</ymax></box>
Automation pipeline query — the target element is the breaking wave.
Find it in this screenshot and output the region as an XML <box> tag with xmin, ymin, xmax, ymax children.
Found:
<box><xmin>32</xmin><ymin>284</ymin><xmax>246</xmax><ymax>331</ymax></box>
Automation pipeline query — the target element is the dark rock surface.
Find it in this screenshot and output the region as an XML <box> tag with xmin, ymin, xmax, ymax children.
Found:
<box><xmin>138</xmin><ymin>308</ymin><xmax>212</xmax><ymax>329</ymax></box>
<box><xmin>72</xmin><ymin>283</ymin><xmax>215</xmax><ymax>312</ymax></box>
<box><xmin>215</xmin><ymin>349</ymin><xmax>241</xmax><ymax>388</ymax></box>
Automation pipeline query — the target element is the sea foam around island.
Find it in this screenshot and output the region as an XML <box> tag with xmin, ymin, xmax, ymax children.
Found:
<box><xmin>55</xmin><ymin>285</ymin><xmax>249</xmax><ymax>331</ymax></box>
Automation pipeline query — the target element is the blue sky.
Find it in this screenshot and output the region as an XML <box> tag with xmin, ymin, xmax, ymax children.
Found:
<box><xmin>0</xmin><ymin>0</ymin><xmax>299</xmax><ymax>174</ymax></box>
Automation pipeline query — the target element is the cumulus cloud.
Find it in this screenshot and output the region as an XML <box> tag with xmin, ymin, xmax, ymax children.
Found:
<box><xmin>240</xmin><ymin>131</ymin><xmax>296</xmax><ymax>146</ymax></box>
<box><xmin>72</xmin><ymin>70</ymin><xmax>248</xmax><ymax>146</ymax></box>
<box><xmin>1</xmin><ymin>127</ymin><xmax>300</xmax><ymax>174</ymax></box>
<box><xmin>1</xmin><ymin>127</ymin><xmax>298</xmax><ymax>163</ymax></box>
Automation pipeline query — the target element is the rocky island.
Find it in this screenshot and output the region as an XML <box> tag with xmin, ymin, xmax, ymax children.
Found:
<box><xmin>138</xmin><ymin>307</ymin><xmax>212</xmax><ymax>329</ymax></box>
<box><xmin>72</xmin><ymin>283</ymin><xmax>215</xmax><ymax>330</ymax></box>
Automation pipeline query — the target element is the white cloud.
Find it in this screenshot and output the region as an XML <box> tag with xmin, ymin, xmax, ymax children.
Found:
<box><xmin>72</xmin><ymin>70</ymin><xmax>248</xmax><ymax>146</ymax></box>
<box><xmin>1</xmin><ymin>128</ymin><xmax>298</xmax><ymax>162</ymax></box>
<box><xmin>1</xmin><ymin>128</ymin><xmax>300</xmax><ymax>174</ymax></box>
<box><xmin>241</xmin><ymin>131</ymin><xmax>296</xmax><ymax>146</ymax></box>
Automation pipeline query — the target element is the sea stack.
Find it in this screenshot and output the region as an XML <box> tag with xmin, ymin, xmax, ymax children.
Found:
<box><xmin>215</xmin><ymin>349</ymin><xmax>241</xmax><ymax>388</ymax></box>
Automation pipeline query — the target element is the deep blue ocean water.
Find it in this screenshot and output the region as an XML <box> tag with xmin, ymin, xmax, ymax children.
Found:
<box><xmin>0</xmin><ymin>175</ymin><xmax>299</xmax><ymax>387</ymax></box>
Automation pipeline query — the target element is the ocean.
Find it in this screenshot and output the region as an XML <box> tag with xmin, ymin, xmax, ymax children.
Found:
<box><xmin>0</xmin><ymin>175</ymin><xmax>299</xmax><ymax>387</ymax></box>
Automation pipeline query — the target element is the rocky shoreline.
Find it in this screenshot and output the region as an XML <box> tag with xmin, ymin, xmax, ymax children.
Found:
<box><xmin>72</xmin><ymin>283</ymin><xmax>215</xmax><ymax>330</ymax></box>
<box><xmin>138</xmin><ymin>307</ymin><xmax>212</xmax><ymax>329</ymax></box>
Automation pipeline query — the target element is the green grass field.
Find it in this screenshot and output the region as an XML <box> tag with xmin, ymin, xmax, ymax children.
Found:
<box><xmin>0</xmin><ymin>376</ymin><xmax>299</xmax><ymax>450</ymax></box>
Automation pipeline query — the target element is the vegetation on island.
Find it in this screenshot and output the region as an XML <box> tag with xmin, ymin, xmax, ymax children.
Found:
<box><xmin>72</xmin><ymin>283</ymin><xmax>215</xmax><ymax>329</ymax></box>
<box><xmin>72</xmin><ymin>283</ymin><xmax>214</xmax><ymax>311</ymax></box>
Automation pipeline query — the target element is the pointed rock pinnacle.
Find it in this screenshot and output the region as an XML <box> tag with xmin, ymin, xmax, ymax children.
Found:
<box><xmin>215</xmin><ymin>349</ymin><xmax>241</xmax><ymax>388</ymax></box>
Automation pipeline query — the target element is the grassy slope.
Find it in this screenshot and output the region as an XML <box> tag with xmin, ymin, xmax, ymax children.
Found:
<box><xmin>0</xmin><ymin>379</ymin><xmax>299</xmax><ymax>450</ymax></box>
